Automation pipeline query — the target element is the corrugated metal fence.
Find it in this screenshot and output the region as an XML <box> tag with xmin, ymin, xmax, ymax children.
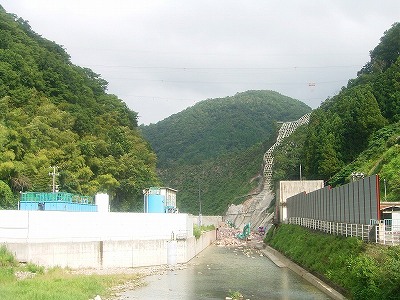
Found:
<box><xmin>286</xmin><ymin>175</ymin><xmax>380</xmax><ymax>225</ymax></box>
<box><xmin>285</xmin><ymin>175</ymin><xmax>400</xmax><ymax>244</ymax></box>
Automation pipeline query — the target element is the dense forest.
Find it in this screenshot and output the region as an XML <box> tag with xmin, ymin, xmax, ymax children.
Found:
<box><xmin>141</xmin><ymin>91</ymin><xmax>311</xmax><ymax>214</ymax></box>
<box><xmin>273</xmin><ymin>22</ymin><xmax>400</xmax><ymax>202</ymax></box>
<box><xmin>0</xmin><ymin>6</ymin><xmax>159</xmax><ymax>210</ymax></box>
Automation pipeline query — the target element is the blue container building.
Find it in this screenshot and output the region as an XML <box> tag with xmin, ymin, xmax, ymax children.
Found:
<box><xmin>143</xmin><ymin>187</ymin><xmax>177</xmax><ymax>213</ymax></box>
<box><xmin>19</xmin><ymin>192</ymin><xmax>97</xmax><ymax>212</ymax></box>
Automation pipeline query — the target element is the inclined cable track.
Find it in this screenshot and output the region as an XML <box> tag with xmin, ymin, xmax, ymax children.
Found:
<box><xmin>226</xmin><ymin>113</ymin><xmax>311</xmax><ymax>229</ymax></box>
<box><xmin>263</xmin><ymin>113</ymin><xmax>311</xmax><ymax>189</ymax></box>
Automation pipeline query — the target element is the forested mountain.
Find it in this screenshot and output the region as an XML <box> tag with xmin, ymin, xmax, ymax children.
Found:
<box><xmin>141</xmin><ymin>90</ymin><xmax>310</xmax><ymax>168</ymax></box>
<box><xmin>141</xmin><ymin>91</ymin><xmax>311</xmax><ymax>214</ymax></box>
<box><xmin>0</xmin><ymin>6</ymin><xmax>159</xmax><ymax>210</ymax></box>
<box><xmin>272</xmin><ymin>22</ymin><xmax>400</xmax><ymax>202</ymax></box>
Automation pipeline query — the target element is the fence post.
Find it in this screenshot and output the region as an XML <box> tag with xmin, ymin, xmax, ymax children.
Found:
<box><xmin>361</xmin><ymin>225</ymin><xmax>364</xmax><ymax>241</ymax></box>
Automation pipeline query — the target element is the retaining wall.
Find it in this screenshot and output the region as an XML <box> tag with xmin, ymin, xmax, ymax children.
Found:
<box><xmin>0</xmin><ymin>210</ymin><xmax>192</xmax><ymax>242</ymax></box>
<box><xmin>4</xmin><ymin>230</ymin><xmax>216</xmax><ymax>268</ymax></box>
<box><xmin>191</xmin><ymin>215</ymin><xmax>223</xmax><ymax>227</ymax></box>
<box><xmin>0</xmin><ymin>210</ymin><xmax>216</xmax><ymax>268</ymax></box>
<box><xmin>279</xmin><ymin>180</ymin><xmax>325</xmax><ymax>222</ymax></box>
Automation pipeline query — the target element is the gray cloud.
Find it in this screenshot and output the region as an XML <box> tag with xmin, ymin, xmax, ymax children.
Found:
<box><xmin>2</xmin><ymin>0</ymin><xmax>399</xmax><ymax>124</ymax></box>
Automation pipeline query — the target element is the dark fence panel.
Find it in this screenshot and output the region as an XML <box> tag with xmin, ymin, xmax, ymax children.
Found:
<box><xmin>286</xmin><ymin>175</ymin><xmax>380</xmax><ymax>225</ymax></box>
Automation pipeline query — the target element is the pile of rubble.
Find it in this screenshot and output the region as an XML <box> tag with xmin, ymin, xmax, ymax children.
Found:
<box><xmin>15</xmin><ymin>270</ymin><xmax>37</xmax><ymax>280</ymax></box>
<box><xmin>214</xmin><ymin>223</ymin><xmax>265</xmax><ymax>248</ymax></box>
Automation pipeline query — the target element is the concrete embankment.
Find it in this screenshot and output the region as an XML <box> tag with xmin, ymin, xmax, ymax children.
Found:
<box><xmin>261</xmin><ymin>246</ymin><xmax>346</xmax><ymax>300</ymax></box>
<box><xmin>5</xmin><ymin>230</ymin><xmax>216</xmax><ymax>269</ymax></box>
<box><xmin>0</xmin><ymin>210</ymin><xmax>218</xmax><ymax>269</ymax></box>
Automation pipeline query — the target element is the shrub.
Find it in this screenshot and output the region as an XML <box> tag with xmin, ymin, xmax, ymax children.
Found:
<box><xmin>0</xmin><ymin>246</ymin><xmax>16</xmax><ymax>267</ymax></box>
<box><xmin>193</xmin><ymin>224</ymin><xmax>215</xmax><ymax>239</ymax></box>
<box><xmin>26</xmin><ymin>263</ymin><xmax>45</xmax><ymax>274</ymax></box>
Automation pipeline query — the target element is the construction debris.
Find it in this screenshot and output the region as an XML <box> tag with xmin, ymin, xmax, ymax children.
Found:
<box><xmin>214</xmin><ymin>222</ymin><xmax>264</xmax><ymax>249</ymax></box>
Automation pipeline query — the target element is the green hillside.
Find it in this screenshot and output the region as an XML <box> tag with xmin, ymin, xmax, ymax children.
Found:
<box><xmin>272</xmin><ymin>22</ymin><xmax>400</xmax><ymax>202</ymax></box>
<box><xmin>141</xmin><ymin>90</ymin><xmax>310</xmax><ymax>168</ymax></box>
<box><xmin>0</xmin><ymin>6</ymin><xmax>159</xmax><ymax>210</ymax></box>
<box><xmin>141</xmin><ymin>90</ymin><xmax>311</xmax><ymax>214</ymax></box>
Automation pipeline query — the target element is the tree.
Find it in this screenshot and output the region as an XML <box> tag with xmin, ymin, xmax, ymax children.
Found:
<box><xmin>0</xmin><ymin>180</ymin><xmax>15</xmax><ymax>208</ymax></box>
<box><xmin>335</xmin><ymin>85</ymin><xmax>387</xmax><ymax>161</ymax></box>
<box><xmin>359</xmin><ymin>22</ymin><xmax>400</xmax><ymax>75</ymax></box>
<box><xmin>372</xmin><ymin>57</ymin><xmax>400</xmax><ymax>122</ymax></box>
<box><xmin>304</xmin><ymin>85</ymin><xmax>387</xmax><ymax>180</ymax></box>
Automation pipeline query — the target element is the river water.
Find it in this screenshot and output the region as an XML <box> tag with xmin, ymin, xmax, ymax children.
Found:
<box><xmin>120</xmin><ymin>245</ymin><xmax>332</xmax><ymax>300</ymax></box>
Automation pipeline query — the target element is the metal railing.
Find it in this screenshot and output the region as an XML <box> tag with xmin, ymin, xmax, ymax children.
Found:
<box><xmin>288</xmin><ymin>217</ymin><xmax>373</xmax><ymax>242</ymax></box>
<box><xmin>289</xmin><ymin>217</ymin><xmax>400</xmax><ymax>245</ymax></box>
<box><xmin>373</xmin><ymin>219</ymin><xmax>400</xmax><ymax>245</ymax></box>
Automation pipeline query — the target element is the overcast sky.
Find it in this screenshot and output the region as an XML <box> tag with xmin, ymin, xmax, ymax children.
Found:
<box><xmin>1</xmin><ymin>1</ymin><xmax>399</xmax><ymax>124</ymax></box>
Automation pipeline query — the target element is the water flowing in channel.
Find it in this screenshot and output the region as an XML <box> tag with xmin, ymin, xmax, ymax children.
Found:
<box><xmin>120</xmin><ymin>245</ymin><xmax>332</xmax><ymax>300</ymax></box>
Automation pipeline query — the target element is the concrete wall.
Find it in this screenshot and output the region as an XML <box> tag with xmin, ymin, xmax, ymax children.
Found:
<box><xmin>191</xmin><ymin>215</ymin><xmax>223</xmax><ymax>227</ymax></box>
<box><xmin>0</xmin><ymin>210</ymin><xmax>192</xmax><ymax>242</ymax></box>
<box><xmin>4</xmin><ymin>230</ymin><xmax>216</xmax><ymax>269</ymax></box>
<box><xmin>279</xmin><ymin>180</ymin><xmax>324</xmax><ymax>222</ymax></box>
<box><xmin>0</xmin><ymin>210</ymin><xmax>216</xmax><ymax>268</ymax></box>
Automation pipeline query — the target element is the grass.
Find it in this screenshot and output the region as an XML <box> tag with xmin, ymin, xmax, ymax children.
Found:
<box><xmin>193</xmin><ymin>224</ymin><xmax>215</xmax><ymax>239</ymax></box>
<box><xmin>227</xmin><ymin>289</ymin><xmax>244</xmax><ymax>299</ymax></box>
<box><xmin>0</xmin><ymin>246</ymin><xmax>17</xmax><ymax>267</ymax></box>
<box><xmin>0</xmin><ymin>246</ymin><xmax>143</xmax><ymax>300</ymax></box>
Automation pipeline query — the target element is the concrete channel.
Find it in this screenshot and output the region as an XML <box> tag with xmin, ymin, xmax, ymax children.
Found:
<box><xmin>261</xmin><ymin>246</ymin><xmax>346</xmax><ymax>300</ymax></box>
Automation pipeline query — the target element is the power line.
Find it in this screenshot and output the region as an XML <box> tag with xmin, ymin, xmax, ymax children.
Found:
<box><xmin>106</xmin><ymin>77</ymin><xmax>348</xmax><ymax>85</ymax></box>
<box><xmin>84</xmin><ymin>64</ymin><xmax>361</xmax><ymax>70</ymax></box>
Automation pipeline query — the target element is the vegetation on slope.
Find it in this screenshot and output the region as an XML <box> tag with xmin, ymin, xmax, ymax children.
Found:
<box><xmin>303</xmin><ymin>23</ymin><xmax>399</xmax><ymax>182</ymax></box>
<box><xmin>0</xmin><ymin>6</ymin><xmax>159</xmax><ymax>210</ymax></box>
<box><xmin>160</xmin><ymin>141</ymin><xmax>271</xmax><ymax>215</ymax></box>
<box><xmin>141</xmin><ymin>90</ymin><xmax>310</xmax><ymax>168</ymax></box>
<box><xmin>272</xmin><ymin>22</ymin><xmax>400</xmax><ymax>202</ymax></box>
<box><xmin>142</xmin><ymin>90</ymin><xmax>311</xmax><ymax>214</ymax></box>
<box><xmin>265</xmin><ymin>224</ymin><xmax>400</xmax><ymax>300</ymax></box>
<box><xmin>329</xmin><ymin>122</ymin><xmax>400</xmax><ymax>200</ymax></box>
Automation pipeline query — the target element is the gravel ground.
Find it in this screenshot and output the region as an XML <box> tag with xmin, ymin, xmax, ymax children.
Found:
<box><xmin>72</xmin><ymin>264</ymin><xmax>189</xmax><ymax>300</ymax></box>
<box><xmin>70</xmin><ymin>263</ymin><xmax>187</xmax><ymax>277</ymax></box>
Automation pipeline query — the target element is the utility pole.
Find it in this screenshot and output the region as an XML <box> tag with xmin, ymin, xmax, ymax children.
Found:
<box><xmin>198</xmin><ymin>175</ymin><xmax>202</xmax><ymax>227</ymax></box>
<box><xmin>300</xmin><ymin>164</ymin><xmax>302</xmax><ymax>181</ymax></box>
<box><xmin>384</xmin><ymin>179</ymin><xmax>387</xmax><ymax>201</ymax></box>
<box><xmin>49</xmin><ymin>166</ymin><xmax>59</xmax><ymax>192</ymax></box>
